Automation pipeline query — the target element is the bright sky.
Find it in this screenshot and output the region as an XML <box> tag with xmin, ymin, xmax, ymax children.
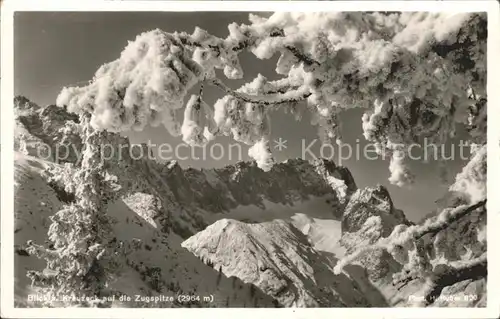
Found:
<box><xmin>14</xmin><ymin>12</ymin><xmax>472</xmax><ymax>222</ymax></box>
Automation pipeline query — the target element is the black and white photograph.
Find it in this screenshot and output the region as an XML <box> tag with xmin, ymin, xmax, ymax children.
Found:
<box><xmin>1</xmin><ymin>1</ymin><xmax>499</xmax><ymax>317</ymax></box>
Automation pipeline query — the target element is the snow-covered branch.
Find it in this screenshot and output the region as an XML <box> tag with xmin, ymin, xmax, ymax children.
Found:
<box><xmin>175</xmin><ymin>28</ymin><xmax>320</xmax><ymax>68</ymax></box>
<box><xmin>423</xmin><ymin>253</ymin><xmax>486</xmax><ymax>305</ymax></box>
<box><xmin>333</xmin><ymin>200</ymin><xmax>486</xmax><ymax>275</ymax></box>
<box><xmin>413</xmin><ymin>200</ymin><xmax>486</xmax><ymax>240</ymax></box>
<box><xmin>207</xmin><ymin>77</ymin><xmax>311</xmax><ymax>105</ymax></box>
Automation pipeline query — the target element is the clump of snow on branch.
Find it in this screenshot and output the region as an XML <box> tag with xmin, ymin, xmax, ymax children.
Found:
<box><xmin>213</xmin><ymin>75</ymin><xmax>273</xmax><ymax>145</ymax></box>
<box><xmin>57</xmin><ymin>29</ymin><xmax>203</xmax><ymax>135</ymax></box>
<box><xmin>393</xmin><ymin>12</ymin><xmax>471</xmax><ymax>53</ymax></box>
<box><xmin>449</xmin><ymin>144</ymin><xmax>486</xmax><ymax>203</ymax></box>
<box><xmin>388</xmin><ymin>149</ymin><xmax>415</xmax><ymax>187</ymax></box>
<box><xmin>248</xmin><ymin>138</ymin><xmax>274</xmax><ymax>172</ymax></box>
<box><xmin>190</xmin><ymin>26</ymin><xmax>244</xmax><ymax>80</ymax></box>
<box><xmin>476</xmin><ymin>223</ymin><xmax>486</xmax><ymax>244</ymax></box>
<box><xmin>181</xmin><ymin>94</ymin><xmax>217</xmax><ymax>146</ymax></box>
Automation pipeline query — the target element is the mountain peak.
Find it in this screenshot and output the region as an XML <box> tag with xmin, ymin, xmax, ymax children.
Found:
<box><xmin>14</xmin><ymin>95</ymin><xmax>40</xmax><ymax>111</ymax></box>
<box><xmin>341</xmin><ymin>184</ymin><xmax>410</xmax><ymax>237</ymax></box>
<box><xmin>182</xmin><ymin>218</ymin><xmax>380</xmax><ymax>307</ymax></box>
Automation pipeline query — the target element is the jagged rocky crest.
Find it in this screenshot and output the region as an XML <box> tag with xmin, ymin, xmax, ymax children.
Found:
<box><xmin>15</xmin><ymin>96</ymin><xmax>83</xmax><ymax>164</ymax></box>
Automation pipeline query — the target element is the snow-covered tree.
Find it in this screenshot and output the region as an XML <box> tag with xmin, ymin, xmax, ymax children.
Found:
<box><xmin>30</xmin><ymin>12</ymin><xmax>486</xmax><ymax>304</ymax></box>
<box><xmin>26</xmin><ymin>116</ymin><xmax>121</xmax><ymax>305</ymax></box>
<box><xmin>26</xmin><ymin>115</ymin><xmax>152</xmax><ymax>306</ymax></box>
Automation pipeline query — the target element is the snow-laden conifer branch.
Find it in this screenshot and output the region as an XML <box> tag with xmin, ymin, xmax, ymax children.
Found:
<box><xmin>208</xmin><ymin>77</ymin><xmax>312</xmax><ymax>105</ymax></box>
<box><xmin>175</xmin><ymin>28</ymin><xmax>320</xmax><ymax>67</ymax></box>
<box><xmin>333</xmin><ymin>199</ymin><xmax>486</xmax><ymax>275</ymax></box>
<box><xmin>422</xmin><ymin>252</ymin><xmax>487</xmax><ymax>305</ymax></box>
<box><xmin>413</xmin><ymin>200</ymin><xmax>486</xmax><ymax>240</ymax></box>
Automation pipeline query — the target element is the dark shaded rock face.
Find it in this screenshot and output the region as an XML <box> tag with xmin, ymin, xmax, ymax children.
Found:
<box><xmin>14</xmin><ymin>96</ymin><xmax>41</xmax><ymax>111</ymax></box>
<box><xmin>335</xmin><ymin>166</ymin><xmax>357</xmax><ymax>194</ymax></box>
<box><xmin>339</xmin><ymin>185</ymin><xmax>410</xmax><ymax>281</ymax></box>
<box><xmin>178</xmin><ymin>159</ymin><xmax>356</xmax><ymax>212</ymax></box>
<box><xmin>150</xmin><ymin>157</ymin><xmax>359</xmax><ymax>233</ymax></box>
<box><xmin>341</xmin><ymin>185</ymin><xmax>411</xmax><ymax>237</ymax></box>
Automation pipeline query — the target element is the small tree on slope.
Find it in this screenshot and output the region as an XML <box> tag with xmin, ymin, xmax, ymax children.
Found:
<box><xmin>27</xmin><ymin>12</ymin><xmax>486</xmax><ymax>305</ymax></box>
<box><xmin>26</xmin><ymin>115</ymin><xmax>151</xmax><ymax>306</ymax></box>
<box><xmin>26</xmin><ymin>115</ymin><xmax>131</xmax><ymax>305</ymax></box>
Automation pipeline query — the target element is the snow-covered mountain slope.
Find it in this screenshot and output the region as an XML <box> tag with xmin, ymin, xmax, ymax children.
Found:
<box><xmin>14</xmin><ymin>153</ymin><xmax>64</xmax><ymax>302</ymax></box>
<box><xmin>182</xmin><ymin>218</ymin><xmax>387</xmax><ymax>307</ymax></box>
<box><xmin>14</xmin><ymin>151</ymin><xmax>278</xmax><ymax>307</ymax></box>
<box><xmin>202</xmin><ymin>196</ymin><xmax>345</xmax><ymax>257</ymax></box>
<box><xmin>13</xmin><ymin>153</ymin><xmax>351</xmax><ymax>307</ymax></box>
<box><xmin>179</xmin><ymin>185</ymin><xmax>410</xmax><ymax>308</ymax></box>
